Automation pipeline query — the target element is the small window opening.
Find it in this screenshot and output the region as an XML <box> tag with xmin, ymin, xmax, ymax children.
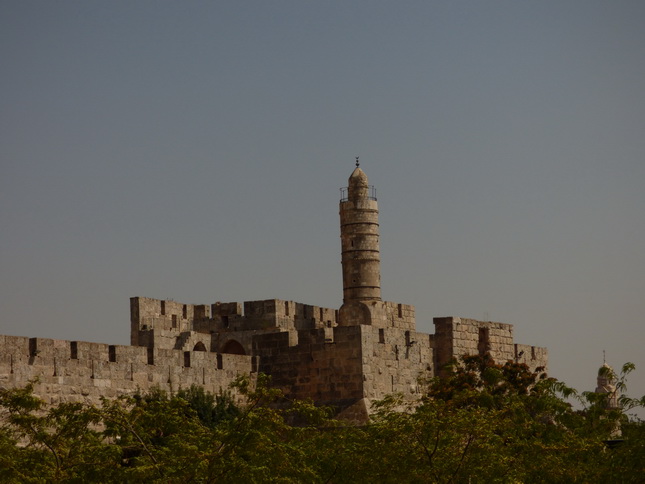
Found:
<box><xmin>172</xmin><ymin>314</ymin><xmax>178</xmax><ymax>329</ymax></box>
<box><xmin>160</xmin><ymin>300</ymin><xmax>166</xmax><ymax>316</ymax></box>
<box><xmin>397</xmin><ymin>304</ymin><xmax>403</xmax><ymax>318</ymax></box>
<box><xmin>319</xmin><ymin>308</ymin><xmax>324</xmax><ymax>320</ymax></box>
<box><xmin>284</xmin><ymin>301</ymin><xmax>289</xmax><ymax>316</ymax></box>
<box><xmin>184</xmin><ymin>351</ymin><xmax>191</xmax><ymax>367</ymax></box>
<box><xmin>221</xmin><ymin>340</ymin><xmax>245</xmax><ymax>355</ymax></box>
<box><xmin>182</xmin><ymin>304</ymin><xmax>187</xmax><ymax>319</ymax></box>
<box><xmin>405</xmin><ymin>330</ymin><xmax>411</xmax><ymax>346</ymax></box>
<box><xmin>108</xmin><ymin>345</ymin><xmax>116</xmax><ymax>362</ymax></box>
<box><xmin>478</xmin><ymin>327</ymin><xmax>490</xmax><ymax>356</ymax></box>
<box><xmin>70</xmin><ymin>341</ymin><xmax>78</xmax><ymax>360</ymax></box>
<box><xmin>147</xmin><ymin>347</ymin><xmax>154</xmax><ymax>365</ymax></box>
<box><xmin>379</xmin><ymin>328</ymin><xmax>385</xmax><ymax>344</ymax></box>
<box><xmin>222</xmin><ymin>315</ymin><xmax>229</xmax><ymax>328</ymax></box>
<box><xmin>29</xmin><ymin>338</ymin><xmax>37</xmax><ymax>357</ymax></box>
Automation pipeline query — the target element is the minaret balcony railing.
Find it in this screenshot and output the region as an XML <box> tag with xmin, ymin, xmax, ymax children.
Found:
<box><xmin>339</xmin><ymin>186</ymin><xmax>377</xmax><ymax>202</ymax></box>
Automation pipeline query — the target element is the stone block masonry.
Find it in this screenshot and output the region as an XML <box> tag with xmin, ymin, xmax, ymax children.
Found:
<box><xmin>433</xmin><ymin>317</ymin><xmax>548</xmax><ymax>375</ymax></box>
<box><xmin>362</xmin><ymin>325</ymin><xmax>434</xmax><ymax>400</ymax></box>
<box><xmin>253</xmin><ymin>326</ymin><xmax>365</xmax><ymax>406</ymax></box>
<box><xmin>1</xmin><ymin>300</ymin><xmax>546</xmax><ymax>422</ymax></box>
<box><xmin>0</xmin><ymin>334</ymin><xmax>255</xmax><ymax>407</ymax></box>
<box><xmin>0</xmin><ymin>165</ymin><xmax>547</xmax><ymax>422</ymax></box>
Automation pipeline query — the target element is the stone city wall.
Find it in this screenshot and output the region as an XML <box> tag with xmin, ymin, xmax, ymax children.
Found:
<box><xmin>0</xmin><ymin>334</ymin><xmax>255</xmax><ymax>407</ymax></box>
<box><xmin>382</xmin><ymin>302</ymin><xmax>416</xmax><ymax>331</ymax></box>
<box><xmin>253</xmin><ymin>326</ymin><xmax>364</xmax><ymax>408</ymax></box>
<box><xmin>361</xmin><ymin>325</ymin><xmax>433</xmax><ymax>400</ymax></box>
<box><xmin>339</xmin><ymin>301</ymin><xmax>416</xmax><ymax>329</ymax></box>
<box><xmin>244</xmin><ymin>300</ymin><xmax>338</xmax><ymax>331</ymax></box>
<box><xmin>131</xmin><ymin>297</ymin><xmax>338</xmax><ymax>350</ymax></box>
<box><xmin>433</xmin><ymin>316</ymin><xmax>547</xmax><ymax>374</ymax></box>
<box><xmin>514</xmin><ymin>343</ymin><xmax>549</xmax><ymax>374</ymax></box>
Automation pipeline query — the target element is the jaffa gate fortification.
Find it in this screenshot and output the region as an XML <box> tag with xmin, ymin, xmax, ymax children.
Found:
<box><xmin>0</xmin><ymin>162</ymin><xmax>547</xmax><ymax>422</ymax></box>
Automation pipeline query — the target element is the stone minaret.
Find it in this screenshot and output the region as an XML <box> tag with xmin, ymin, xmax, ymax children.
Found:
<box><xmin>596</xmin><ymin>362</ymin><xmax>620</xmax><ymax>410</ymax></box>
<box><xmin>339</xmin><ymin>160</ymin><xmax>381</xmax><ymax>304</ymax></box>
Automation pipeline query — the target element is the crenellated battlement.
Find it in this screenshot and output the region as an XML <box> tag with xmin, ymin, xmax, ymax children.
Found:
<box><xmin>433</xmin><ymin>317</ymin><xmax>548</xmax><ymax>375</ymax></box>
<box><xmin>0</xmin><ymin>334</ymin><xmax>255</xmax><ymax>407</ymax></box>
<box><xmin>0</xmin><ymin>165</ymin><xmax>548</xmax><ymax>423</ymax></box>
<box><xmin>130</xmin><ymin>297</ymin><xmax>339</xmax><ymax>353</ymax></box>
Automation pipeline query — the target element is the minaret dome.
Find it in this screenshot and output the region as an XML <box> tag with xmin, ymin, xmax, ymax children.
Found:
<box><xmin>348</xmin><ymin>167</ymin><xmax>369</xmax><ymax>199</ymax></box>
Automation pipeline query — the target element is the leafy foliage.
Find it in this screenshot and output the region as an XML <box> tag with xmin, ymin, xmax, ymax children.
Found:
<box><xmin>176</xmin><ymin>385</ymin><xmax>240</xmax><ymax>428</ymax></box>
<box><xmin>1</xmin><ymin>363</ymin><xmax>644</xmax><ymax>483</ymax></box>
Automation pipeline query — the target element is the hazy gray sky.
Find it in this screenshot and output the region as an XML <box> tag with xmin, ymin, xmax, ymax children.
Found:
<box><xmin>1</xmin><ymin>1</ymin><xmax>644</xmax><ymax>412</ymax></box>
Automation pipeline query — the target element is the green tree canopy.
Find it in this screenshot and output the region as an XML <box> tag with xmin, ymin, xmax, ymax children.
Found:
<box><xmin>1</xmin><ymin>362</ymin><xmax>643</xmax><ymax>483</ymax></box>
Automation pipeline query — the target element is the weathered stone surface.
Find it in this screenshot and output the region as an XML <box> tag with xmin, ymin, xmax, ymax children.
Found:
<box><xmin>0</xmin><ymin>165</ymin><xmax>547</xmax><ymax>422</ymax></box>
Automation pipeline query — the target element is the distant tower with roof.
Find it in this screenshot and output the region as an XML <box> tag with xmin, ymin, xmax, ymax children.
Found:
<box><xmin>595</xmin><ymin>355</ymin><xmax>620</xmax><ymax>410</ymax></box>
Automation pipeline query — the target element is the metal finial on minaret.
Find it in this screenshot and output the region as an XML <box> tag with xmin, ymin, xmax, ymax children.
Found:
<box><xmin>603</xmin><ymin>350</ymin><xmax>606</xmax><ymax>364</ymax></box>
<box><xmin>355</xmin><ymin>156</ymin><xmax>360</xmax><ymax>167</ymax></box>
